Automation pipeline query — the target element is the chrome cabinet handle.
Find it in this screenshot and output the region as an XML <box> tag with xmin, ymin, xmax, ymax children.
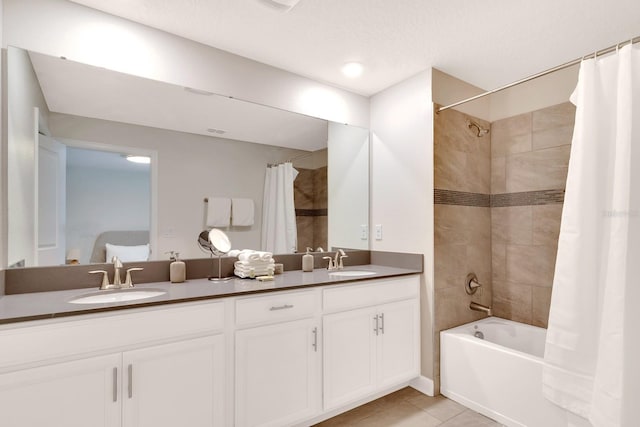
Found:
<box><xmin>312</xmin><ymin>327</ymin><xmax>318</xmax><ymax>352</ymax></box>
<box><xmin>128</xmin><ymin>364</ymin><xmax>133</xmax><ymax>399</ymax></box>
<box><xmin>269</xmin><ymin>304</ymin><xmax>294</xmax><ymax>311</ymax></box>
<box><xmin>113</xmin><ymin>367</ymin><xmax>118</xmax><ymax>402</ymax></box>
<box><xmin>374</xmin><ymin>314</ymin><xmax>379</xmax><ymax>335</ymax></box>
<box><xmin>380</xmin><ymin>313</ymin><xmax>385</xmax><ymax>335</ymax></box>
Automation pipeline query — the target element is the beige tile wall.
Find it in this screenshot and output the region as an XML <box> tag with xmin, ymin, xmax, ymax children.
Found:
<box><xmin>433</xmin><ymin>102</ymin><xmax>575</xmax><ymax>390</ymax></box>
<box><xmin>490</xmin><ymin>102</ymin><xmax>575</xmax><ymax>328</ymax></box>
<box><xmin>294</xmin><ymin>166</ymin><xmax>328</xmax><ymax>251</ymax></box>
<box><xmin>433</xmin><ymin>107</ymin><xmax>492</xmax><ymax>391</ymax></box>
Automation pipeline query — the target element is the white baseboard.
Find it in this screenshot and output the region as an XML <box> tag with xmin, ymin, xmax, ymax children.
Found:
<box><xmin>409</xmin><ymin>375</ymin><xmax>435</xmax><ymax>396</ymax></box>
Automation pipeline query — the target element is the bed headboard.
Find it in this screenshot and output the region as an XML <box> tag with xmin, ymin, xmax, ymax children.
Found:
<box><xmin>90</xmin><ymin>230</ymin><xmax>150</xmax><ymax>263</ymax></box>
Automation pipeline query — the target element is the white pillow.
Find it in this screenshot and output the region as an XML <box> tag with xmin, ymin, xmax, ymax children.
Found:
<box><xmin>105</xmin><ymin>243</ymin><xmax>150</xmax><ymax>263</ymax></box>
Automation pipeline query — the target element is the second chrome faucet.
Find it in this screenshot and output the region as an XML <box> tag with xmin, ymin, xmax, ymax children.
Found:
<box><xmin>323</xmin><ymin>249</ymin><xmax>349</xmax><ymax>271</ymax></box>
<box><xmin>89</xmin><ymin>256</ymin><xmax>144</xmax><ymax>290</ymax></box>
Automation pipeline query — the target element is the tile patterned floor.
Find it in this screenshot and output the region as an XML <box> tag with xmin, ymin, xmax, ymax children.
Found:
<box><xmin>314</xmin><ymin>387</ymin><xmax>504</xmax><ymax>427</ymax></box>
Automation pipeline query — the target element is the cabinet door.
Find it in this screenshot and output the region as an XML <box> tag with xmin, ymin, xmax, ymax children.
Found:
<box><xmin>377</xmin><ymin>299</ymin><xmax>420</xmax><ymax>388</ymax></box>
<box><xmin>235</xmin><ymin>318</ymin><xmax>320</xmax><ymax>427</ymax></box>
<box><xmin>122</xmin><ymin>335</ymin><xmax>225</xmax><ymax>427</ymax></box>
<box><xmin>0</xmin><ymin>353</ymin><xmax>121</xmax><ymax>427</ymax></box>
<box><xmin>323</xmin><ymin>306</ymin><xmax>377</xmax><ymax>410</ymax></box>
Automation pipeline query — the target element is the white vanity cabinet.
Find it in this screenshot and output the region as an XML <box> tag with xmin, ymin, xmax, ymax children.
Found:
<box><xmin>0</xmin><ymin>273</ymin><xmax>421</xmax><ymax>427</ymax></box>
<box><xmin>322</xmin><ymin>276</ymin><xmax>420</xmax><ymax>411</ymax></box>
<box><xmin>0</xmin><ymin>301</ymin><xmax>226</xmax><ymax>427</ymax></box>
<box><xmin>122</xmin><ymin>335</ymin><xmax>225</xmax><ymax>427</ymax></box>
<box><xmin>234</xmin><ymin>290</ymin><xmax>321</xmax><ymax>427</ymax></box>
<box><xmin>0</xmin><ymin>353</ymin><xmax>122</xmax><ymax>427</ymax></box>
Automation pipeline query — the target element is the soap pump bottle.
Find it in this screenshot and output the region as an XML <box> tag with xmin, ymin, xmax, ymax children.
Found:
<box><xmin>168</xmin><ymin>251</ymin><xmax>186</xmax><ymax>283</ymax></box>
<box><xmin>302</xmin><ymin>247</ymin><xmax>314</xmax><ymax>272</ymax></box>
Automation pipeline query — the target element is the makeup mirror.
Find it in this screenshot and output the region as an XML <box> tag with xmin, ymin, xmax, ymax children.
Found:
<box><xmin>198</xmin><ymin>229</ymin><xmax>232</xmax><ymax>281</ymax></box>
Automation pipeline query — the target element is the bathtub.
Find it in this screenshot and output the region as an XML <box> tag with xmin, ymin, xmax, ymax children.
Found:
<box><xmin>440</xmin><ymin>317</ymin><xmax>570</xmax><ymax>427</ymax></box>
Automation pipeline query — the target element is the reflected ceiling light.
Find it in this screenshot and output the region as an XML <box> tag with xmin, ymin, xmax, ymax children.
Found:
<box><xmin>207</xmin><ymin>128</ymin><xmax>227</xmax><ymax>135</ymax></box>
<box><xmin>184</xmin><ymin>87</ymin><xmax>214</xmax><ymax>96</ymax></box>
<box><xmin>257</xmin><ymin>0</ymin><xmax>302</xmax><ymax>12</ymax></box>
<box><xmin>126</xmin><ymin>155</ymin><xmax>151</xmax><ymax>164</ymax></box>
<box><xmin>341</xmin><ymin>62</ymin><xmax>364</xmax><ymax>78</ymax></box>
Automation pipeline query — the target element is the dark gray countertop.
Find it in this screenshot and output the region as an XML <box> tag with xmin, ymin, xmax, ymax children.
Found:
<box><xmin>0</xmin><ymin>265</ymin><xmax>421</xmax><ymax>325</ymax></box>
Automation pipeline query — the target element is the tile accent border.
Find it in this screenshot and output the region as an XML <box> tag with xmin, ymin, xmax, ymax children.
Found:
<box><xmin>434</xmin><ymin>189</ymin><xmax>490</xmax><ymax>207</ymax></box>
<box><xmin>434</xmin><ymin>189</ymin><xmax>565</xmax><ymax>208</ymax></box>
<box><xmin>295</xmin><ymin>208</ymin><xmax>328</xmax><ymax>216</ymax></box>
<box><xmin>490</xmin><ymin>190</ymin><xmax>565</xmax><ymax>207</ymax></box>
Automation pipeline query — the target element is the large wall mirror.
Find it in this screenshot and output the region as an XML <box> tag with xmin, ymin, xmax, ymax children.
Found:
<box><xmin>6</xmin><ymin>46</ymin><xmax>370</xmax><ymax>268</ymax></box>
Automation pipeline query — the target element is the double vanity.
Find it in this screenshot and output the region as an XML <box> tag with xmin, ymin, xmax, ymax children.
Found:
<box><xmin>0</xmin><ymin>260</ymin><xmax>421</xmax><ymax>427</ymax></box>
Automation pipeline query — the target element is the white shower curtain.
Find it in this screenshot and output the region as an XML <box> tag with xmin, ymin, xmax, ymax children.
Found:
<box><xmin>261</xmin><ymin>162</ymin><xmax>299</xmax><ymax>253</ymax></box>
<box><xmin>543</xmin><ymin>43</ymin><xmax>639</xmax><ymax>427</ymax></box>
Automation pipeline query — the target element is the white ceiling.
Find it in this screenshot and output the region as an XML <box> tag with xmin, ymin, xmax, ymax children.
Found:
<box><xmin>68</xmin><ymin>0</ymin><xmax>640</xmax><ymax>96</ymax></box>
<box><xmin>29</xmin><ymin>51</ymin><xmax>329</xmax><ymax>151</ymax></box>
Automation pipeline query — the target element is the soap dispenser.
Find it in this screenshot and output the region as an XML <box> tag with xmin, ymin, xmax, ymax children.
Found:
<box><xmin>168</xmin><ymin>251</ymin><xmax>186</xmax><ymax>283</ymax></box>
<box><xmin>302</xmin><ymin>247</ymin><xmax>314</xmax><ymax>272</ymax></box>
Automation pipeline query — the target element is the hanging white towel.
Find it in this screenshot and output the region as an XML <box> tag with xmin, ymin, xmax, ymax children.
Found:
<box><xmin>206</xmin><ymin>197</ymin><xmax>231</xmax><ymax>227</ymax></box>
<box><xmin>232</xmin><ymin>198</ymin><xmax>255</xmax><ymax>226</ymax></box>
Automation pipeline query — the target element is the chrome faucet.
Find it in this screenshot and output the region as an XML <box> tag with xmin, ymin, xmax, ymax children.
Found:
<box><xmin>334</xmin><ymin>249</ymin><xmax>348</xmax><ymax>270</ymax></box>
<box><xmin>323</xmin><ymin>256</ymin><xmax>336</xmax><ymax>270</ymax></box>
<box><xmin>469</xmin><ymin>301</ymin><xmax>493</xmax><ymax>316</ymax></box>
<box><xmin>89</xmin><ymin>256</ymin><xmax>144</xmax><ymax>290</ymax></box>
<box><xmin>112</xmin><ymin>256</ymin><xmax>123</xmax><ymax>287</ymax></box>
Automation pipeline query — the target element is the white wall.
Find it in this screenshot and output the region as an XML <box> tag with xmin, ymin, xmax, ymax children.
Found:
<box><xmin>370</xmin><ymin>70</ymin><xmax>434</xmax><ymax>381</ymax></box>
<box><xmin>488</xmin><ymin>64</ymin><xmax>578</xmax><ymax>121</ymax></box>
<box><xmin>432</xmin><ymin>68</ymin><xmax>491</xmax><ymax>121</ymax></box>
<box><xmin>66</xmin><ymin>166</ymin><xmax>150</xmax><ymax>264</ymax></box>
<box><xmin>0</xmin><ymin>0</ymin><xmax>5</xmax><ymax>280</ymax></box>
<box><xmin>6</xmin><ymin>46</ymin><xmax>49</xmax><ymax>267</ymax></box>
<box><xmin>2</xmin><ymin>0</ymin><xmax>369</xmax><ymax>128</ymax></box>
<box><xmin>327</xmin><ymin>123</ymin><xmax>369</xmax><ymax>250</ymax></box>
<box><xmin>433</xmin><ymin>66</ymin><xmax>579</xmax><ymax>122</ymax></box>
<box><xmin>49</xmin><ymin>113</ymin><xmax>305</xmax><ymax>260</ymax></box>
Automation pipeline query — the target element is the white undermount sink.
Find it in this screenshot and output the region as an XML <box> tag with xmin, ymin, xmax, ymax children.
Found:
<box><xmin>68</xmin><ymin>288</ymin><xmax>167</xmax><ymax>304</ymax></box>
<box><xmin>329</xmin><ymin>270</ymin><xmax>377</xmax><ymax>277</ymax></box>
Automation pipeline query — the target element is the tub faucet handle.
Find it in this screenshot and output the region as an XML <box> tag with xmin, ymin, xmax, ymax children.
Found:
<box><xmin>465</xmin><ymin>273</ymin><xmax>483</xmax><ymax>295</ymax></box>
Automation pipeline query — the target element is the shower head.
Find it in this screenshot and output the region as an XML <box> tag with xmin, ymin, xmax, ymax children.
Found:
<box><xmin>467</xmin><ymin>120</ymin><xmax>490</xmax><ymax>137</ymax></box>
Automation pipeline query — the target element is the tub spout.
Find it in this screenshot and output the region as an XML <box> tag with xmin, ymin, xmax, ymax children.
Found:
<box><xmin>470</xmin><ymin>301</ymin><xmax>493</xmax><ymax>316</ymax></box>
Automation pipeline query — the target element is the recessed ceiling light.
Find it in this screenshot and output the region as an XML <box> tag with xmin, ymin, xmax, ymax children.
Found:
<box><xmin>258</xmin><ymin>0</ymin><xmax>302</xmax><ymax>12</ymax></box>
<box><xmin>126</xmin><ymin>155</ymin><xmax>151</xmax><ymax>164</ymax></box>
<box><xmin>341</xmin><ymin>62</ymin><xmax>364</xmax><ymax>78</ymax></box>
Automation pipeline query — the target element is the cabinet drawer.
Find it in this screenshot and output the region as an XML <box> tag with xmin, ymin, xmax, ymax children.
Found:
<box><xmin>0</xmin><ymin>301</ymin><xmax>224</xmax><ymax>370</ymax></box>
<box><xmin>323</xmin><ymin>276</ymin><xmax>419</xmax><ymax>313</ymax></box>
<box><xmin>236</xmin><ymin>290</ymin><xmax>318</xmax><ymax>326</ymax></box>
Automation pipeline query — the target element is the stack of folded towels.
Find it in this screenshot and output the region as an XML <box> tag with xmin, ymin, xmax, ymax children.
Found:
<box><xmin>233</xmin><ymin>250</ymin><xmax>275</xmax><ymax>278</ymax></box>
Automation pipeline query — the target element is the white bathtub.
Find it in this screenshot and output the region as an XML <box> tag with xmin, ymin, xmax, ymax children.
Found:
<box><xmin>440</xmin><ymin>317</ymin><xmax>570</xmax><ymax>427</ymax></box>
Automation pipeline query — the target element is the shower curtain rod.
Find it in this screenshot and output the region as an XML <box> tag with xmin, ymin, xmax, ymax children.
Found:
<box><xmin>436</xmin><ymin>35</ymin><xmax>639</xmax><ymax>114</ymax></box>
<box><xmin>268</xmin><ymin>151</ymin><xmax>315</xmax><ymax>167</ymax></box>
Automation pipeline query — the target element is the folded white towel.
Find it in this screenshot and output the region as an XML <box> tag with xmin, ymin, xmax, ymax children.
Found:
<box><xmin>237</xmin><ymin>250</ymin><xmax>273</xmax><ymax>262</ymax></box>
<box><xmin>227</xmin><ymin>249</ymin><xmax>241</xmax><ymax>257</ymax></box>
<box><xmin>232</xmin><ymin>198</ymin><xmax>254</xmax><ymax>226</ymax></box>
<box><xmin>235</xmin><ymin>260</ymin><xmax>275</xmax><ymax>269</ymax></box>
<box><xmin>239</xmin><ymin>252</ymin><xmax>260</xmax><ymax>262</ymax></box>
<box><xmin>234</xmin><ymin>266</ymin><xmax>274</xmax><ymax>278</ymax></box>
<box><xmin>206</xmin><ymin>197</ymin><xmax>231</xmax><ymax>227</ymax></box>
